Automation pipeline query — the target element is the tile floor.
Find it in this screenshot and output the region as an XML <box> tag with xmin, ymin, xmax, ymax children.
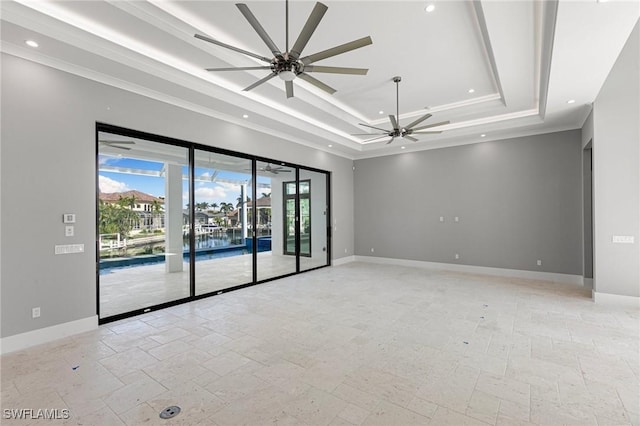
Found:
<box><xmin>2</xmin><ymin>262</ymin><xmax>639</xmax><ymax>425</ymax></box>
<box><xmin>100</xmin><ymin>252</ymin><xmax>328</xmax><ymax>318</ymax></box>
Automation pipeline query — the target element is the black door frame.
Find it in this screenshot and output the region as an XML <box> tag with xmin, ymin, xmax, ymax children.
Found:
<box><xmin>96</xmin><ymin>122</ymin><xmax>331</xmax><ymax>324</ymax></box>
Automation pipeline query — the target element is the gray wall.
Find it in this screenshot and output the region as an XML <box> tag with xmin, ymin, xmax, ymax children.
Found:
<box><xmin>590</xmin><ymin>20</ymin><xmax>640</xmax><ymax>297</ymax></box>
<box><xmin>354</xmin><ymin>130</ymin><xmax>583</xmax><ymax>275</ymax></box>
<box><xmin>0</xmin><ymin>53</ymin><xmax>354</xmax><ymax>338</ymax></box>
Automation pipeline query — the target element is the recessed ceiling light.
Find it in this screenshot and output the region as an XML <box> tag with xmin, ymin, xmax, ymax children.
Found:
<box><xmin>480</xmin><ymin>134</ymin><xmax>486</xmax><ymax>137</ymax></box>
<box><xmin>25</xmin><ymin>40</ymin><xmax>38</xmax><ymax>48</ymax></box>
<box><xmin>401</xmin><ymin>146</ymin><xmax>406</xmax><ymax>149</ymax></box>
<box><xmin>328</xmin><ymin>144</ymin><xmax>333</xmax><ymax>148</ymax></box>
<box><xmin>425</xmin><ymin>4</ymin><xmax>435</xmax><ymax>12</ymax></box>
<box><xmin>242</xmin><ymin>114</ymin><xmax>249</xmax><ymax>118</ymax></box>
<box><xmin>567</xmin><ymin>99</ymin><xmax>576</xmax><ymax>104</ymax></box>
<box><xmin>378</xmin><ymin>110</ymin><xmax>384</xmax><ymax>115</ymax></box>
<box><xmin>468</xmin><ymin>88</ymin><xmax>475</xmax><ymax>94</ymax></box>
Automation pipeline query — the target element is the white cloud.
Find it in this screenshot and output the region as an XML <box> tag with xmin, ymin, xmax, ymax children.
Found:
<box><xmin>195</xmin><ymin>186</ymin><xmax>228</xmax><ymax>201</ymax></box>
<box><xmin>98</xmin><ymin>154</ymin><xmax>118</xmax><ymax>165</ymax></box>
<box><xmin>99</xmin><ymin>175</ymin><xmax>129</xmax><ymax>193</ymax></box>
<box><xmin>217</xmin><ymin>181</ymin><xmax>241</xmax><ymax>193</ymax></box>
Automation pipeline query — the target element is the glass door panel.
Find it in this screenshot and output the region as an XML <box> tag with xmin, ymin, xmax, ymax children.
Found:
<box><xmin>194</xmin><ymin>150</ymin><xmax>253</xmax><ymax>295</ymax></box>
<box><xmin>299</xmin><ymin>169</ymin><xmax>329</xmax><ymax>271</ymax></box>
<box><xmin>284</xmin><ymin>182</ymin><xmax>296</xmax><ymax>255</ymax></box>
<box><xmin>98</xmin><ymin>132</ymin><xmax>190</xmax><ymax>319</ymax></box>
<box><xmin>256</xmin><ymin>161</ymin><xmax>297</xmax><ymax>281</ymax></box>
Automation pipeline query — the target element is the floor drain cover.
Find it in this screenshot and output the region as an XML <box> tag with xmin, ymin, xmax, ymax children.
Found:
<box><xmin>159</xmin><ymin>406</ymin><xmax>181</xmax><ymax>419</ymax></box>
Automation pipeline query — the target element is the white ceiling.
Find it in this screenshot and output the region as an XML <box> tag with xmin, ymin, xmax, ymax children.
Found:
<box><xmin>2</xmin><ymin>0</ymin><xmax>638</xmax><ymax>159</ymax></box>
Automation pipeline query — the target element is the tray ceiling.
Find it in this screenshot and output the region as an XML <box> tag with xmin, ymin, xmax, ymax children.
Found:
<box><xmin>1</xmin><ymin>1</ymin><xmax>638</xmax><ymax>159</ymax></box>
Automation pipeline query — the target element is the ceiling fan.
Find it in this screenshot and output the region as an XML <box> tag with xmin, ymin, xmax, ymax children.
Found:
<box><xmin>99</xmin><ymin>140</ymin><xmax>135</xmax><ymax>150</ymax></box>
<box><xmin>354</xmin><ymin>76</ymin><xmax>450</xmax><ymax>145</ymax></box>
<box><xmin>259</xmin><ymin>164</ymin><xmax>291</xmax><ymax>175</ymax></box>
<box><xmin>195</xmin><ymin>0</ymin><xmax>372</xmax><ymax>98</ymax></box>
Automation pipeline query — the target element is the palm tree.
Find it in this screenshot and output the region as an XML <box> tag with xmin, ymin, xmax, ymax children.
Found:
<box><xmin>151</xmin><ymin>199</ymin><xmax>163</xmax><ymax>213</ymax></box>
<box><xmin>99</xmin><ymin>200</ymin><xmax>139</xmax><ymax>239</ymax></box>
<box><xmin>236</xmin><ymin>195</ymin><xmax>252</xmax><ymax>208</ymax></box>
<box><xmin>210</xmin><ymin>202</ymin><xmax>219</xmax><ymax>212</ymax></box>
<box><xmin>151</xmin><ymin>199</ymin><xmax>163</xmax><ymax>230</ymax></box>
<box><xmin>117</xmin><ymin>195</ymin><xmax>136</xmax><ymax>210</ymax></box>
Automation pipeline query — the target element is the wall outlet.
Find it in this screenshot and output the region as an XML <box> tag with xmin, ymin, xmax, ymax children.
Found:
<box><xmin>439</xmin><ymin>216</ymin><xmax>444</xmax><ymax>222</ymax></box>
<box><xmin>455</xmin><ymin>253</ymin><xmax>460</xmax><ymax>260</ymax></box>
<box><xmin>370</xmin><ymin>248</ymin><xmax>375</xmax><ymax>253</ymax></box>
<box><xmin>537</xmin><ymin>260</ymin><xmax>542</xmax><ymax>266</ymax></box>
<box><xmin>65</xmin><ymin>225</ymin><xmax>74</xmax><ymax>237</ymax></box>
<box><xmin>454</xmin><ymin>216</ymin><xmax>459</xmax><ymax>222</ymax></box>
<box><xmin>32</xmin><ymin>307</ymin><xmax>41</xmax><ymax>318</ymax></box>
<box><xmin>344</xmin><ymin>248</ymin><xmax>347</xmax><ymax>254</ymax></box>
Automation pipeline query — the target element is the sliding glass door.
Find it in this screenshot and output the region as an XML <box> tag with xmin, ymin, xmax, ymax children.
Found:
<box><xmin>256</xmin><ymin>161</ymin><xmax>297</xmax><ymax>281</ymax></box>
<box><xmin>98</xmin><ymin>132</ymin><xmax>190</xmax><ymax>318</ymax></box>
<box><xmin>193</xmin><ymin>150</ymin><xmax>253</xmax><ymax>295</ymax></box>
<box><xmin>97</xmin><ymin>124</ymin><xmax>331</xmax><ymax>323</ymax></box>
<box><xmin>299</xmin><ymin>169</ymin><xmax>329</xmax><ymax>271</ymax></box>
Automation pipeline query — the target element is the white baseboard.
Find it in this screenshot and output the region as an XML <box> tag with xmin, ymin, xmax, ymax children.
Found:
<box><xmin>592</xmin><ymin>291</ymin><xmax>640</xmax><ymax>308</ymax></box>
<box><xmin>0</xmin><ymin>316</ymin><xmax>98</xmax><ymax>355</ymax></box>
<box><xmin>353</xmin><ymin>256</ymin><xmax>583</xmax><ymax>285</ymax></box>
<box><xmin>333</xmin><ymin>255</ymin><xmax>355</xmax><ymax>266</ymax></box>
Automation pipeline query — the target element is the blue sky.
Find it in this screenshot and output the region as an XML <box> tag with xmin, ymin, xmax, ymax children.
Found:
<box><xmin>99</xmin><ymin>156</ymin><xmax>271</xmax><ymax>208</ymax></box>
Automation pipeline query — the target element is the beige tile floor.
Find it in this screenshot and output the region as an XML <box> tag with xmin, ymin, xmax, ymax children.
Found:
<box><xmin>100</xmin><ymin>252</ymin><xmax>328</xmax><ymax>318</ymax></box>
<box><xmin>2</xmin><ymin>262</ymin><xmax>639</xmax><ymax>425</ymax></box>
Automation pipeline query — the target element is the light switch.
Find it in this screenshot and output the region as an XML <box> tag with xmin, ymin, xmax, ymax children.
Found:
<box><xmin>612</xmin><ymin>235</ymin><xmax>634</xmax><ymax>244</ymax></box>
<box><xmin>55</xmin><ymin>244</ymin><xmax>84</xmax><ymax>255</ymax></box>
<box><xmin>439</xmin><ymin>216</ymin><xmax>444</xmax><ymax>222</ymax></box>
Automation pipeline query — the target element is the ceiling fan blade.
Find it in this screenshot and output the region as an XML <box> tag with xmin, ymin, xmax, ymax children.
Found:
<box><xmin>413</xmin><ymin>120</ymin><xmax>450</xmax><ymax>131</ymax></box>
<box><xmin>362</xmin><ymin>135</ymin><xmax>392</xmax><ymax>143</ymax></box>
<box><xmin>289</xmin><ymin>2</ymin><xmax>328</xmax><ymax>60</ymax></box>
<box><xmin>300</xmin><ymin>36</ymin><xmax>373</xmax><ymax>65</ymax></box>
<box><xmin>385</xmin><ymin>136</ymin><xmax>396</xmax><ymax>145</ymax></box>
<box><xmin>303</xmin><ymin>65</ymin><xmax>368</xmax><ymax>75</ymax></box>
<box><xmin>103</xmin><ymin>143</ymin><xmax>132</xmax><ymax>151</ymax></box>
<box><xmin>297</xmin><ymin>73</ymin><xmax>336</xmax><ymax>94</ymax></box>
<box><xmin>285</xmin><ymin>80</ymin><xmax>294</xmax><ymax>98</ymax></box>
<box><xmin>413</xmin><ymin>131</ymin><xmax>443</xmax><ymax>134</ymax></box>
<box><xmin>205</xmin><ymin>66</ymin><xmax>272</xmax><ymax>72</ymax></box>
<box><xmin>358</xmin><ymin>123</ymin><xmax>390</xmax><ymax>132</ymax></box>
<box><xmin>100</xmin><ymin>140</ymin><xmax>134</xmax><ymax>145</ymax></box>
<box><xmin>403</xmin><ymin>135</ymin><xmax>419</xmax><ymax>142</ymax></box>
<box><xmin>388</xmin><ymin>115</ymin><xmax>398</xmax><ymax>130</ymax></box>
<box><xmin>243</xmin><ymin>73</ymin><xmax>277</xmax><ymax>91</ymax></box>
<box><xmin>236</xmin><ymin>3</ymin><xmax>282</xmax><ymax>57</ymax></box>
<box><xmin>351</xmin><ymin>133</ymin><xmax>387</xmax><ymax>136</ymax></box>
<box><xmin>405</xmin><ymin>113</ymin><xmax>433</xmax><ymax>130</ymax></box>
<box><xmin>194</xmin><ymin>33</ymin><xmax>272</xmax><ymax>63</ymax></box>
